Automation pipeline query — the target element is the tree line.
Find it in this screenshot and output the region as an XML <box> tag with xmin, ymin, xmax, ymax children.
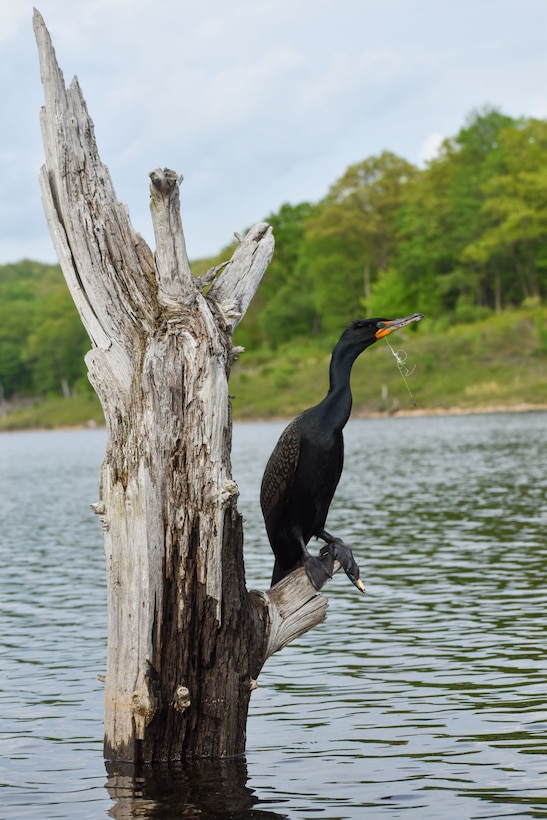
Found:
<box><xmin>233</xmin><ymin>106</ymin><xmax>547</xmax><ymax>350</ymax></box>
<box><xmin>0</xmin><ymin>260</ymin><xmax>89</xmax><ymax>400</ymax></box>
<box><xmin>1</xmin><ymin>106</ymin><xmax>545</xmax><ymax>400</ymax></box>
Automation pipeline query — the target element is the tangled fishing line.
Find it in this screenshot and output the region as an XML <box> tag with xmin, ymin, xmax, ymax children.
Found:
<box><xmin>385</xmin><ymin>339</ymin><xmax>418</xmax><ymax>407</ymax></box>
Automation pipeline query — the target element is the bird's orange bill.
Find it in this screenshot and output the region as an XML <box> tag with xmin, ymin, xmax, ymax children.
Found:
<box><xmin>375</xmin><ymin>312</ymin><xmax>424</xmax><ymax>339</ymax></box>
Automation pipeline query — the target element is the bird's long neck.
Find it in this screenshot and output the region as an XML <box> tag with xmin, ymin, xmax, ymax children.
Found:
<box><xmin>321</xmin><ymin>341</ymin><xmax>364</xmax><ymax>430</ymax></box>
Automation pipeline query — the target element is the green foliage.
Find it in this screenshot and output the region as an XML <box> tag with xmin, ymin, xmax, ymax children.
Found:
<box><xmin>259</xmin><ymin>284</ymin><xmax>316</xmax><ymax>349</ymax></box>
<box><xmin>0</xmin><ymin>260</ymin><xmax>89</xmax><ymax>400</ymax></box>
<box><xmin>534</xmin><ymin>311</ymin><xmax>547</xmax><ymax>356</ymax></box>
<box><xmin>1</xmin><ymin>106</ymin><xmax>545</xmax><ymax>420</ymax></box>
<box><xmin>403</xmin><ymin>108</ymin><xmax>546</xmax><ymax>319</ymax></box>
<box><xmin>0</xmin><ymin>393</ymin><xmax>103</xmax><ymax>430</ymax></box>
<box><xmin>367</xmin><ymin>267</ymin><xmax>415</xmax><ymax>318</ymax></box>
<box><xmin>1</xmin><ymin>297</ymin><xmax>545</xmax><ymax>430</ymax></box>
<box><xmin>247</xmin><ymin>112</ymin><xmax>545</xmax><ymax>344</ymax></box>
<box><xmin>228</xmin><ymin>305</ymin><xmax>547</xmax><ymax>419</ymax></box>
<box><xmin>304</xmin><ymin>151</ymin><xmax>418</xmax><ymax>330</ymax></box>
<box><xmin>305</xmin><ymin>247</ymin><xmax>365</xmax><ymax>334</ymax></box>
<box><xmin>463</xmin><ymin>119</ymin><xmax>547</xmax><ymax>303</ymax></box>
<box><xmin>233</xmin><ymin>202</ymin><xmax>319</xmax><ymax>350</ymax></box>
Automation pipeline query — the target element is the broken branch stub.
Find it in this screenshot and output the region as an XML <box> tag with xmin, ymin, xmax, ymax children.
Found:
<box><xmin>149</xmin><ymin>168</ymin><xmax>193</xmax><ymax>307</ymax></box>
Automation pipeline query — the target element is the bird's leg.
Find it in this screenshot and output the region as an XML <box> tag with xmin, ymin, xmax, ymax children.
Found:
<box><xmin>317</xmin><ymin>528</ymin><xmax>366</xmax><ymax>594</ymax></box>
<box><xmin>302</xmin><ymin>544</ymin><xmax>335</xmax><ymax>591</ymax></box>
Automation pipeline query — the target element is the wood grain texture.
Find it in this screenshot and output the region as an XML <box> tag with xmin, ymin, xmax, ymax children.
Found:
<box><xmin>34</xmin><ymin>9</ymin><xmax>331</xmax><ymax>761</ymax></box>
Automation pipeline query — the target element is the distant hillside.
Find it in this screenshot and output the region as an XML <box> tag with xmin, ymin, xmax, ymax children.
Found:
<box><xmin>1</xmin><ymin>108</ymin><xmax>545</xmax><ymax>426</ymax></box>
<box><xmin>228</xmin><ymin>305</ymin><xmax>547</xmax><ymax>419</ymax></box>
<box><xmin>1</xmin><ymin>305</ymin><xmax>545</xmax><ymax>430</ymax></box>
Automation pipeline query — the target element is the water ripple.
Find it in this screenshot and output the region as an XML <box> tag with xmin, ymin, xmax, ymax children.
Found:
<box><xmin>1</xmin><ymin>414</ymin><xmax>546</xmax><ymax>818</ymax></box>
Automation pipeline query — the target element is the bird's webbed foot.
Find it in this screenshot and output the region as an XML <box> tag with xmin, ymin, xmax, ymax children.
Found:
<box><xmin>317</xmin><ymin>530</ymin><xmax>366</xmax><ymax>594</ymax></box>
<box><xmin>303</xmin><ymin>552</ymin><xmax>335</xmax><ymax>591</ymax></box>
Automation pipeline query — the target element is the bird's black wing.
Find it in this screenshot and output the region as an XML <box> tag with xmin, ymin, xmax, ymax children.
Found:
<box><xmin>260</xmin><ymin>417</ymin><xmax>301</xmax><ymax>533</ymax></box>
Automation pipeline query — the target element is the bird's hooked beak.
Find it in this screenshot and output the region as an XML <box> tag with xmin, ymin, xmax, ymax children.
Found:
<box><xmin>375</xmin><ymin>312</ymin><xmax>424</xmax><ymax>339</ymax></box>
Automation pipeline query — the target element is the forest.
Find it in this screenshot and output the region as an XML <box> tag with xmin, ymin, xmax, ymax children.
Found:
<box><xmin>1</xmin><ymin>107</ymin><xmax>546</xmax><ymax>405</ymax></box>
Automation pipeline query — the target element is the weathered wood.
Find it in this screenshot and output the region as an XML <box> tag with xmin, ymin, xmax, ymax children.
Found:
<box><xmin>34</xmin><ymin>8</ymin><xmax>332</xmax><ymax>761</ymax></box>
<box><xmin>250</xmin><ymin>567</ymin><xmax>330</xmax><ymax>660</ymax></box>
<box><xmin>149</xmin><ymin>168</ymin><xmax>192</xmax><ymax>306</ymax></box>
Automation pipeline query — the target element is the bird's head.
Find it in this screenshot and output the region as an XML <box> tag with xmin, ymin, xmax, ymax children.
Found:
<box><xmin>341</xmin><ymin>313</ymin><xmax>424</xmax><ymax>352</ymax></box>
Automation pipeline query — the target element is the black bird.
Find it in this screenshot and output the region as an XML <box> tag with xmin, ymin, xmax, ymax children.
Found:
<box><xmin>260</xmin><ymin>313</ymin><xmax>424</xmax><ymax>592</ymax></box>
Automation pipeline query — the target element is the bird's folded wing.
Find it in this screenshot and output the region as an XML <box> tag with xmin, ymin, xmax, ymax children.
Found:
<box><xmin>260</xmin><ymin>418</ymin><xmax>300</xmax><ymax>526</ymax></box>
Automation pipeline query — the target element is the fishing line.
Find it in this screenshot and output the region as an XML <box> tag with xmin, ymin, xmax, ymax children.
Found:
<box><xmin>385</xmin><ymin>339</ymin><xmax>418</xmax><ymax>407</ymax></box>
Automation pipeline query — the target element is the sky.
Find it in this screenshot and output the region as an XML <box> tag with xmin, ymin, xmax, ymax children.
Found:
<box><xmin>1</xmin><ymin>0</ymin><xmax>546</xmax><ymax>265</ymax></box>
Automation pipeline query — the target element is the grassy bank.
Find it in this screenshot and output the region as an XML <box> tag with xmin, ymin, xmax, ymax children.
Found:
<box><xmin>229</xmin><ymin>305</ymin><xmax>547</xmax><ymax>418</ymax></box>
<box><xmin>1</xmin><ymin>306</ymin><xmax>546</xmax><ymax>431</ymax></box>
<box><xmin>0</xmin><ymin>393</ymin><xmax>104</xmax><ymax>431</ymax></box>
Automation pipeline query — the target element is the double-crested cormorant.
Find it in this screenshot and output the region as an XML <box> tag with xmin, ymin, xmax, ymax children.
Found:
<box><xmin>260</xmin><ymin>313</ymin><xmax>424</xmax><ymax>592</ymax></box>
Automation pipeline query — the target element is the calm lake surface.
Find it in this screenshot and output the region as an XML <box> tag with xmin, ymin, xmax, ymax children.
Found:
<box><xmin>1</xmin><ymin>412</ymin><xmax>546</xmax><ymax>819</ymax></box>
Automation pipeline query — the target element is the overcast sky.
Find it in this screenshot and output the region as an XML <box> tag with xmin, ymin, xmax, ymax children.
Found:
<box><xmin>1</xmin><ymin>0</ymin><xmax>546</xmax><ymax>265</ymax></box>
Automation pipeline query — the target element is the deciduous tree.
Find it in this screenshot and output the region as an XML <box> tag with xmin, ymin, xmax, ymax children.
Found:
<box><xmin>305</xmin><ymin>151</ymin><xmax>417</xmax><ymax>329</ymax></box>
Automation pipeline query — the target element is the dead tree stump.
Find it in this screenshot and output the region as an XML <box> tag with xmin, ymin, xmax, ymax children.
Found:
<box><xmin>34</xmin><ymin>9</ymin><xmax>331</xmax><ymax>762</ymax></box>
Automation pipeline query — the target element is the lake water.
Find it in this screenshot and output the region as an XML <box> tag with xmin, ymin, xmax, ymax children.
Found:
<box><xmin>1</xmin><ymin>412</ymin><xmax>546</xmax><ymax>819</ymax></box>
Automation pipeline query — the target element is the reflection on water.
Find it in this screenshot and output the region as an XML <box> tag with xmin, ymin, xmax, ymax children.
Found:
<box><xmin>1</xmin><ymin>413</ymin><xmax>546</xmax><ymax>818</ymax></box>
<box><xmin>104</xmin><ymin>758</ymin><xmax>286</xmax><ymax>819</ymax></box>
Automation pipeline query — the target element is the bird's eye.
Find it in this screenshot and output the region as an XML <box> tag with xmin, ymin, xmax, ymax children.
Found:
<box><xmin>376</xmin><ymin>322</ymin><xmax>386</xmax><ymax>329</ymax></box>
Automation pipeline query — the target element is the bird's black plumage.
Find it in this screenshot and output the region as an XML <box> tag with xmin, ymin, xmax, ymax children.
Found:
<box><xmin>260</xmin><ymin>313</ymin><xmax>423</xmax><ymax>591</ymax></box>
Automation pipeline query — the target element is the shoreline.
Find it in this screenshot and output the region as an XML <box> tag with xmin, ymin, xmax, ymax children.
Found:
<box><xmin>3</xmin><ymin>402</ymin><xmax>546</xmax><ymax>433</ymax></box>
<box><xmin>356</xmin><ymin>401</ymin><xmax>547</xmax><ymax>419</ymax></box>
<box><xmin>235</xmin><ymin>402</ymin><xmax>547</xmax><ymax>423</ymax></box>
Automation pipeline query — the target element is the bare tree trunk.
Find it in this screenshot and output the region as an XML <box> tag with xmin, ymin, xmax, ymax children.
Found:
<box><xmin>34</xmin><ymin>10</ymin><xmax>332</xmax><ymax>762</ymax></box>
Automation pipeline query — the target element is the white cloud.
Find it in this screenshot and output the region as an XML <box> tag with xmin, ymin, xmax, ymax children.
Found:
<box><xmin>0</xmin><ymin>0</ymin><xmax>546</xmax><ymax>263</ymax></box>
<box><xmin>419</xmin><ymin>133</ymin><xmax>445</xmax><ymax>166</ymax></box>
